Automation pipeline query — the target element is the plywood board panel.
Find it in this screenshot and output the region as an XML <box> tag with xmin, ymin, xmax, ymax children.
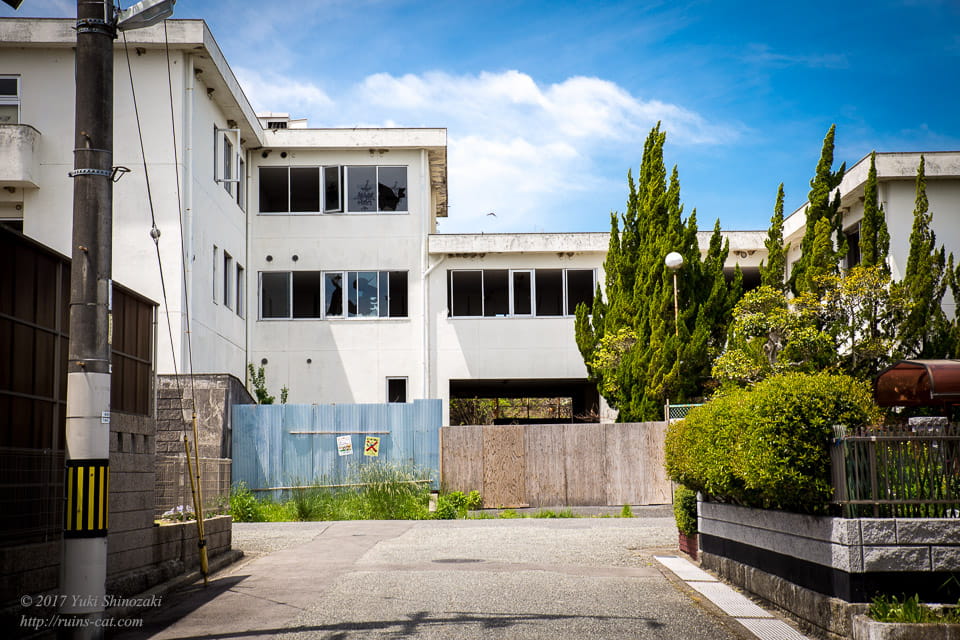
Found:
<box><xmin>604</xmin><ymin>422</ymin><xmax>645</xmax><ymax>506</ymax></box>
<box><xmin>482</xmin><ymin>425</ymin><xmax>526</xmax><ymax>508</ymax></box>
<box><xmin>563</xmin><ymin>424</ymin><xmax>607</xmax><ymax>505</ymax></box>
<box><xmin>638</xmin><ymin>421</ymin><xmax>671</xmax><ymax>504</ymax></box>
<box><xmin>524</xmin><ymin>424</ymin><xmax>567</xmax><ymax>507</ymax></box>
<box><xmin>440</xmin><ymin>426</ymin><xmax>484</xmax><ymax>494</ymax></box>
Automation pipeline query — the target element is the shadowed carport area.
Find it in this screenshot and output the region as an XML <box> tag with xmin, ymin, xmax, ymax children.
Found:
<box><xmin>449</xmin><ymin>379</ymin><xmax>600</xmax><ymax>424</ymax></box>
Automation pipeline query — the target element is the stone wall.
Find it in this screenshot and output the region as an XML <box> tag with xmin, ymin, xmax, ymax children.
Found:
<box><xmin>698</xmin><ymin>500</ymin><xmax>960</xmax><ymax>639</ymax></box>
<box><xmin>157</xmin><ymin>374</ymin><xmax>254</xmax><ymax>459</ymax></box>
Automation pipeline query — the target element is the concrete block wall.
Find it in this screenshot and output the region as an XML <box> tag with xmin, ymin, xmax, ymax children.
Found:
<box><xmin>157</xmin><ymin>374</ymin><xmax>254</xmax><ymax>459</ymax></box>
<box><xmin>698</xmin><ymin>500</ymin><xmax>960</xmax><ymax>574</ymax></box>
<box><xmin>1</xmin><ymin>409</ymin><xmax>234</xmax><ymax>628</ymax></box>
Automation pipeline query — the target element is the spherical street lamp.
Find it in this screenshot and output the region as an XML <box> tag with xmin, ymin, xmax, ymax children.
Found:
<box><xmin>664</xmin><ymin>252</ymin><xmax>684</xmax><ymax>336</ymax></box>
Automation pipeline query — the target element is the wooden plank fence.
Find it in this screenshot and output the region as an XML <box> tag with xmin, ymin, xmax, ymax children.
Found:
<box><xmin>441</xmin><ymin>422</ymin><xmax>670</xmax><ymax>508</ymax></box>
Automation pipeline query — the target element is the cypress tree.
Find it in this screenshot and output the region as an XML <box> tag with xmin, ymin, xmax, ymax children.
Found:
<box><xmin>759</xmin><ymin>183</ymin><xmax>789</xmax><ymax>291</ymax></box>
<box><xmin>894</xmin><ymin>156</ymin><xmax>951</xmax><ymax>358</ymax></box>
<box><xmin>791</xmin><ymin>125</ymin><xmax>846</xmax><ymax>295</ymax></box>
<box><xmin>859</xmin><ymin>152</ymin><xmax>890</xmax><ymax>273</ymax></box>
<box><xmin>575</xmin><ymin>124</ymin><xmax>741</xmax><ymax>421</ymax></box>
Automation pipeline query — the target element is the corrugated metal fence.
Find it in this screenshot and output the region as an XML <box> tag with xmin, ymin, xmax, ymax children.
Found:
<box><xmin>232</xmin><ymin>400</ymin><xmax>442</xmax><ymax>496</ymax></box>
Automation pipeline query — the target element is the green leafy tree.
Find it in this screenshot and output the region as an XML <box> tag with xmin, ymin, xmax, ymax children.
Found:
<box><xmin>858</xmin><ymin>152</ymin><xmax>890</xmax><ymax>272</ymax></box>
<box><xmin>247</xmin><ymin>363</ymin><xmax>288</xmax><ymax>404</ymax></box>
<box><xmin>948</xmin><ymin>254</ymin><xmax>960</xmax><ymax>358</ymax></box>
<box><xmin>893</xmin><ymin>156</ymin><xmax>952</xmax><ymax>358</ymax></box>
<box><xmin>576</xmin><ymin>124</ymin><xmax>741</xmax><ymax>420</ymax></box>
<box><xmin>791</xmin><ymin>125</ymin><xmax>846</xmax><ymax>296</ymax></box>
<box><xmin>818</xmin><ymin>266</ymin><xmax>907</xmax><ymax>378</ymax></box>
<box><xmin>759</xmin><ymin>183</ymin><xmax>789</xmax><ymax>291</ymax></box>
<box><xmin>711</xmin><ymin>285</ymin><xmax>834</xmax><ymax>387</ymax></box>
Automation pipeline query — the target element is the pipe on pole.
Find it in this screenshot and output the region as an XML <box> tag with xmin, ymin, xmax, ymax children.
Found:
<box><xmin>60</xmin><ymin>0</ymin><xmax>115</xmax><ymax>636</ymax></box>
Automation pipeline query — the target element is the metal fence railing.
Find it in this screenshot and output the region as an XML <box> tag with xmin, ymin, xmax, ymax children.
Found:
<box><xmin>831</xmin><ymin>423</ymin><xmax>960</xmax><ymax>518</ymax></box>
<box><xmin>155</xmin><ymin>455</ymin><xmax>232</xmax><ymax>519</ymax></box>
<box><xmin>0</xmin><ymin>447</ymin><xmax>64</xmax><ymax>546</ymax></box>
<box><xmin>665</xmin><ymin>403</ymin><xmax>703</xmax><ymax>423</ymax></box>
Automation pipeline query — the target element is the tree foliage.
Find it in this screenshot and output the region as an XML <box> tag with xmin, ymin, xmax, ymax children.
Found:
<box><xmin>575</xmin><ymin>124</ymin><xmax>742</xmax><ymax>421</ymax></box>
<box><xmin>892</xmin><ymin>156</ymin><xmax>953</xmax><ymax>359</ymax></box>
<box><xmin>791</xmin><ymin>125</ymin><xmax>846</xmax><ymax>296</ymax></box>
<box><xmin>759</xmin><ymin>183</ymin><xmax>788</xmax><ymax>291</ymax></box>
<box><xmin>859</xmin><ymin>152</ymin><xmax>890</xmax><ymax>272</ymax></box>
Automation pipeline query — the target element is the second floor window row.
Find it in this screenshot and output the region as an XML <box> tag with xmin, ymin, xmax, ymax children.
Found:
<box><xmin>258</xmin><ymin>165</ymin><xmax>408</xmax><ymax>214</ymax></box>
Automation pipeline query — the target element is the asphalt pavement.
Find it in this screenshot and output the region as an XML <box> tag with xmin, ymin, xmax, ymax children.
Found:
<box><xmin>110</xmin><ymin>510</ymin><xmax>761</xmax><ymax>640</ymax></box>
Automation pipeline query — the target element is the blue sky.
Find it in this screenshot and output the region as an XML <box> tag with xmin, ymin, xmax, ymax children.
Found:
<box><xmin>6</xmin><ymin>1</ymin><xmax>960</xmax><ymax>233</ymax></box>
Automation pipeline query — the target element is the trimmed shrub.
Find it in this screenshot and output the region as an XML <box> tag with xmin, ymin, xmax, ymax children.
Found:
<box><xmin>665</xmin><ymin>372</ymin><xmax>879</xmax><ymax>514</ymax></box>
<box><xmin>673</xmin><ymin>486</ymin><xmax>698</xmax><ymax>535</ymax></box>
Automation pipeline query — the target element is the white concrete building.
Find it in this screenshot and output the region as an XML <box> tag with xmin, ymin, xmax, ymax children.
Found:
<box><xmin>784</xmin><ymin>150</ymin><xmax>960</xmax><ymax>319</ymax></box>
<box><xmin>0</xmin><ymin>18</ymin><xmax>256</xmax><ymax>381</ymax></box>
<box><xmin>5</xmin><ymin>17</ymin><xmax>955</xmax><ymax>427</ymax></box>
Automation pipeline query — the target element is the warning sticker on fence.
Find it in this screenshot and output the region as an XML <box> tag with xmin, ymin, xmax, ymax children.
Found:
<box><xmin>364</xmin><ymin>436</ymin><xmax>381</xmax><ymax>457</ymax></box>
<box><xmin>336</xmin><ymin>435</ymin><xmax>353</xmax><ymax>456</ymax></box>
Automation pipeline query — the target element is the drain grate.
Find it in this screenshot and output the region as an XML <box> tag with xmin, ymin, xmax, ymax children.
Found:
<box><xmin>688</xmin><ymin>581</ymin><xmax>773</xmax><ymax>618</ymax></box>
<box><xmin>737</xmin><ymin>618</ymin><xmax>811</xmax><ymax>640</ymax></box>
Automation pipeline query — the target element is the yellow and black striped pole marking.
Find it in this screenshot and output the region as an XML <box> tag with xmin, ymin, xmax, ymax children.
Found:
<box><xmin>64</xmin><ymin>459</ymin><xmax>109</xmax><ymax>537</ymax></box>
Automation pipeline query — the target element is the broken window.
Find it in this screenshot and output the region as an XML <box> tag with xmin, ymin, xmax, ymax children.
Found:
<box><xmin>260</xmin><ymin>272</ymin><xmax>290</xmax><ymax>319</ymax></box>
<box><xmin>324</xmin><ymin>166</ymin><xmax>343</xmax><ymax>213</ymax></box>
<box><xmin>535</xmin><ymin>269</ymin><xmax>563</xmax><ymax>316</ymax></box>
<box><xmin>346</xmin><ymin>166</ymin><xmax>408</xmax><ymax>213</ymax></box>
<box><xmin>377</xmin><ymin>166</ymin><xmax>408</xmax><ymax>211</ymax></box>
<box><xmin>258</xmin><ymin>167</ymin><xmax>288</xmax><ymax>212</ymax></box>
<box><xmin>263</xmin><ymin>270</ymin><xmax>406</xmax><ymax>320</ymax></box>
<box><xmin>566</xmin><ymin>269</ymin><xmax>594</xmax><ymax>315</ymax></box>
<box><xmin>346</xmin><ymin>166</ymin><xmax>377</xmax><ymax>212</ymax></box>
<box><xmin>292</xmin><ymin>271</ymin><xmax>323</xmax><ymax>318</ymax></box>
<box><xmin>348</xmin><ymin>271</ymin><xmax>379</xmax><ymax>317</ymax></box>
<box><xmin>483</xmin><ymin>270</ymin><xmax>509</xmax><ymax>317</ymax></box>
<box><xmin>290</xmin><ymin>167</ymin><xmax>320</xmax><ymax>212</ymax></box>
<box><xmin>324</xmin><ymin>272</ymin><xmax>344</xmax><ymax>317</ymax></box>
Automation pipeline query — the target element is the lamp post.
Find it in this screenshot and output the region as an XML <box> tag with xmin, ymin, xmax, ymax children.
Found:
<box><xmin>664</xmin><ymin>252</ymin><xmax>683</xmax><ymax>336</ymax></box>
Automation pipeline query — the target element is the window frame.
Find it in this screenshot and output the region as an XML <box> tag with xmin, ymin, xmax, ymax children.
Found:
<box><xmin>386</xmin><ymin>377</ymin><xmax>408</xmax><ymax>403</ymax></box>
<box><xmin>236</xmin><ymin>264</ymin><xmax>245</xmax><ymax>318</ymax></box>
<box><xmin>259</xmin><ymin>269</ymin><xmax>409</xmax><ymax>320</ymax></box>
<box><xmin>214</xmin><ymin>126</ymin><xmax>241</xmax><ymax>197</ymax></box>
<box><xmin>344</xmin><ymin>165</ymin><xmax>409</xmax><ymax>214</ymax></box>
<box><xmin>0</xmin><ymin>75</ymin><xmax>20</xmax><ymax>125</ymax></box>
<box><xmin>223</xmin><ymin>252</ymin><xmax>234</xmax><ymax>309</ymax></box>
<box><xmin>447</xmin><ymin>268</ymin><xmax>596</xmax><ymax>319</ymax></box>
<box><xmin>257</xmin><ymin>165</ymin><xmax>346</xmax><ymax>215</ymax></box>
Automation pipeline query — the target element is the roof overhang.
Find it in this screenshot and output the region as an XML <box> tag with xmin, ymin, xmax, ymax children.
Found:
<box><xmin>873</xmin><ymin>359</ymin><xmax>960</xmax><ymax>407</ymax></box>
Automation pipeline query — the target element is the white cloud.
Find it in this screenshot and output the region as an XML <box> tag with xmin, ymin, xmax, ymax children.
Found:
<box><xmin>234</xmin><ymin>68</ymin><xmax>333</xmax><ymax>116</ymax></box>
<box><xmin>236</xmin><ymin>68</ymin><xmax>737</xmax><ymax>232</ymax></box>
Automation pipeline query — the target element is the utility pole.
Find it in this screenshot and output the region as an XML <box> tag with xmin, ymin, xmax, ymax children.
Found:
<box><xmin>60</xmin><ymin>0</ymin><xmax>116</xmax><ymax>635</ymax></box>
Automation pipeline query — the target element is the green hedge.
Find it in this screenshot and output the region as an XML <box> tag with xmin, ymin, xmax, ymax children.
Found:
<box><xmin>664</xmin><ymin>372</ymin><xmax>879</xmax><ymax>514</ymax></box>
<box><xmin>673</xmin><ymin>485</ymin><xmax>698</xmax><ymax>535</ymax></box>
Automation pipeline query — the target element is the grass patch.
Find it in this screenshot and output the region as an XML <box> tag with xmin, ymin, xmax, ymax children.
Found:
<box><xmin>869</xmin><ymin>594</ymin><xmax>960</xmax><ymax>624</ymax></box>
<box><xmin>229</xmin><ymin>462</ymin><xmax>433</xmax><ymax>522</ymax></box>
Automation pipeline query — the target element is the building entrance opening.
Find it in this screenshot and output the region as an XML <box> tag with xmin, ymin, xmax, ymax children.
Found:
<box><xmin>448</xmin><ymin>379</ymin><xmax>599</xmax><ymax>425</ymax></box>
